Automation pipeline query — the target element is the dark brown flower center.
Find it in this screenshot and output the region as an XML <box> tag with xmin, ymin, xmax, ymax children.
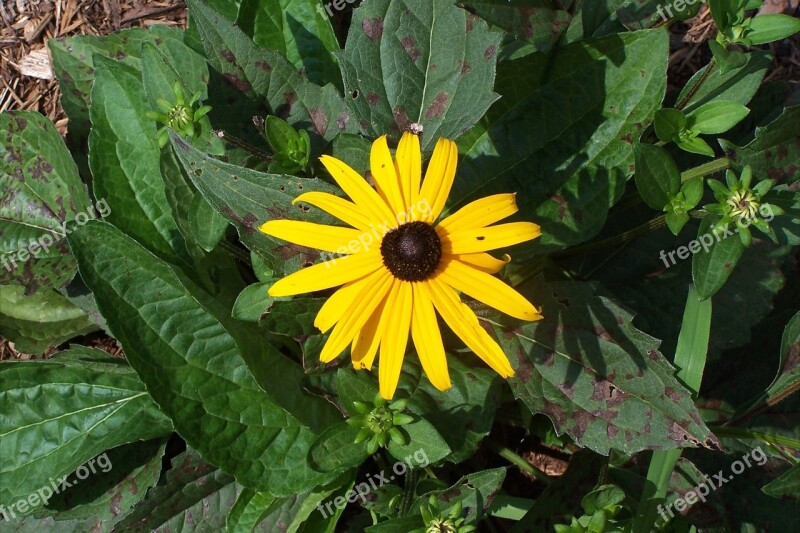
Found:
<box><xmin>380</xmin><ymin>221</ymin><xmax>442</xmax><ymax>282</ymax></box>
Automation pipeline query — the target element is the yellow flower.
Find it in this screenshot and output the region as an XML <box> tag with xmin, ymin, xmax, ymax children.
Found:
<box><xmin>260</xmin><ymin>132</ymin><xmax>542</xmax><ymax>399</ymax></box>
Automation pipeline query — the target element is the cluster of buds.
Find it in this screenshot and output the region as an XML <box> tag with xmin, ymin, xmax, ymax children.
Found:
<box><xmin>146</xmin><ymin>81</ymin><xmax>212</xmax><ymax>148</ymax></box>
<box><xmin>346</xmin><ymin>395</ymin><xmax>413</xmax><ymax>455</ymax></box>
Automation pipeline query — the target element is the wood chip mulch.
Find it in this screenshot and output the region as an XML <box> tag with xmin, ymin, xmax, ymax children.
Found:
<box><xmin>1</xmin><ymin>0</ymin><xmax>187</xmax><ymax>136</ymax></box>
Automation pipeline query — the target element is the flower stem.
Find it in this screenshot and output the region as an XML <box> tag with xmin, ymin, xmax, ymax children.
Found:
<box><xmin>489</xmin><ymin>443</ymin><xmax>550</xmax><ymax>484</ymax></box>
<box><xmin>400</xmin><ymin>468</ymin><xmax>418</xmax><ymax>516</ymax></box>
<box><xmin>681</xmin><ymin>157</ymin><xmax>731</xmax><ymax>183</ymax></box>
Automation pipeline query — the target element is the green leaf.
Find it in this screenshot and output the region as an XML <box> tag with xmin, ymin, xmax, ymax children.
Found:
<box><xmin>0</xmin><ymin>111</ymin><xmax>91</xmax><ymax>293</ymax></box>
<box><xmin>188</xmin><ymin>193</ymin><xmax>229</xmax><ymax>252</ymax></box>
<box><xmin>719</xmin><ymin>105</ymin><xmax>800</xmax><ymax>186</ymax></box>
<box><xmin>763</xmin><ymin>311</ymin><xmax>800</xmax><ymax>409</ymax></box>
<box><xmin>89</xmin><ymin>56</ymin><xmax>191</xmax><ymax>263</ymax></box>
<box><xmin>187</xmin><ymin>0</ymin><xmax>354</xmax><ymax>141</ymax></box>
<box><xmin>113</xmin><ymin>448</ymin><xmax>237</xmax><ymax>532</ymax></box>
<box><xmin>227</xmin><ymin>489</ymin><xmax>278</xmax><ymax>533</ymax></box>
<box><xmin>691</xmin><ymin>215</ymin><xmax>745</xmax><ymax>299</ymax></box>
<box><xmin>0</xmin><ymin>347</ymin><xmax>173</xmax><ymax>510</ymax></box>
<box><xmin>455</xmin><ymin>29</ymin><xmax>668</xmax><ymax>253</ymax></box>
<box><xmin>5</xmin><ymin>440</ymin><xmax>166</xmax><ymax>531</ymax></box>
<box><xmin>68</xmin><ymin>221</ymin><xmax>335</xmax><ymax>495</ymax></box>
<box><xmin>665</xmin><ymin>211</ymin><xmax>690</xmax><ymax>235</ymax></box>
<box><xmin>338</xmin><ymin>0</ymin><xmax>502</xmax><ymax>151</ymax></box>
<box><xmin>676</xmin><ymin>136</ymin><xmax>715</xmax><ymax>157</ymax></box>
<box><xmin>308</xmin><ymin>422</ymin><xmax>371</xmax><ymax>473</ymax></box>
<box><xmin>48</xmin><ymin>26</ymin><xmax>207</xmax><ymax>144</ymax></box>
<box><xmin>0</xmin><ymin>286</ymin><xmax>97</xmax><ymax>354</ymax></box>
<box><xmin>386</xmin><ymin>417</ymin><xmax>451</xmax><ymax>465</ymax></box>
<box><xmin>412</xmin><ymin>468</ymin><xmax>506</xmax><ymax>525</ymax></box>
<box><xmin>501</xmin><ymin>282</ymin><xmax>718</xmax><ymax>454</ymax></box>
<box><xmin>236</xmin><ymin>0</ymin><xmax>340</xmax><ymax>86</ymax></box>
<box><xmin>169</xmin><ymin>132</ymin><xmax>339</xmax><ymax>276</ymax></box>
<box><xmin>330</xmin><ymin>133</ymin><xmax>372</xmax><ymax>176</ymax></box>
<box><xmin>675</xmin><ymin>50</ymin><xmax>771</xmax><ymax>113</ymax></box>
<box><xmin>747</xmin><ymin>14</ymin><xmax>800</xmax><ymax>45</ymax></box>
<box><xmin>460</xmin><ymin>0</ymin><xmax>571</xmax><ymax>53</ymax></box>
<box><xmin>762</xmin><ymin>463</ymin><xmax>800</xmax><ymax>498</ymax></box>
<box><xmin>708</xmin><ymin>40</ymin><xmax>747</xmax><ymax>74</ymax></box>
<box><xmin>35</xmin><ymin>439</ymin><xmax>166</xmax><ymax>525</ymax></box>
<box><xmin>653</xmin><ymin>108</ymin><xmax>686</xmax><ymax>142</ymax></box>
<box><xmin>687</xmin><ymin>101</ymin><xmax>750</xmax><ymax>135</ymax></box>
<box><xmin>232</xmin><ymin>281</ymin><xmax>274</xmax><ymax>321</ymax></box>
<box><xmin>634</xmin><ymin>144</ymin><xmax>681</xmax><ymax>210</ymax></box>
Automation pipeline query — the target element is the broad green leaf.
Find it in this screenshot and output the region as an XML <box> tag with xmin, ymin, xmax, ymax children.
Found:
<box><xmin>89</xmin><ymin>56</ymin><xmax>190</xmax><ymax>263</ymax></box>
<box><xmin>4</xmin><ymin>441</ymin><xmax>165</xmax><ymax>531</ymax></box>
<box><xmin>48</xmin><ymin>26</ymin><xmax>208</xmax><ymax>144</ymax></box>
<box><xmin>330</xmin><ymin>133</ymin><xmax>371</xmax><ymax>175</ymax></box>
<box><xmin>455</xmin><ymin>29</ymin><xmax>668</xmax><ymax>254</ymax></box>
<box><xmin>309</xmin><ymin>422</ymin><xmax>370</xmax><ymax>473</ymax></box>
<box><xmin>719</xmin><ymin>105</ymin><xmax>800</xmax><ymax>186</ymax></box>
<box><xmin>501</xmin><ymin>282</ymin><xmax>718</xmax><ymax>454</ymax></box>
<box><xmin>0</xmin><ymin>111</ymin><xmax>91</xmax><ymax>293</ymax></box>
<box><xmin>169</xmin><ymin>133</ymin><xmax>340</xmax><ymax>276</ymax></box>
<box><xmin>677</xmin><ymin>136</ymin><xmax>715</xmax><ymax>157</ymax></box>
<box><xmin>0</xmin><ymin>347</ymin><xmax>172</xmax><ymax>510</ymax></box>
<box><xmin>413</xmin><ymin>468</ymin><xmax>506</xmax><ymax>524</ymax></box>
<box><xmin>227</xmin><ymin>490</ymin><xmax>280</xmax><ymax>533</ymax></box>
<box><xmin>386</xmin><ymin>418</ymin><xmax>451</xmax><ymax>465</ymax></box>
<box><xmin>68</xmin><ymin>221</ymin><xmax>334</xmax><ymax>495</ymax></box>
<box><xmin>687</xmin><ymin>101</ymin><xmax>750</xmax><ymax>135</ymax></box>
<box><xmin>187</xmin><ymin>0</ymin><xmax>354</xmax><ymax>141</ymax></box>
<box><xmin>338</xmin><ymin>0</ymin><xmax>502</xmax><ymax>151</ymax></box>
<box><xmin>460</xmin><ymin>0</ymin><xmax>571</xmax><ymax>53</ymax></box>
<box><xmin>0</xmin><ymin>286</ymin><xmax>97</xmax><ymax>354</ymax></box>
<box><xmin>747</xmin><ymin>14</ymin><xmax>800</xmax><ymax>45</ymax></box>
<box><xmin>763</xmin><ymin>311</ymin><xmax>800</xmax><ymax>409</ymax></box>
<box><xmin>236</xmin><ymin>0</ymin><xmax>340</xmax><ymax>86</ymax></box>
<box><xmin>675</xmin><ymin>50</ymin><xmax>771</xmax><ymax>113</ymax></box>
<box><xmin>232</xmin><ymin>281</ymin><xmax>274</xmax><ymax>321</ymax></box>
<box><xmin>691</xmin><ymin>216</ymin><xmax>745</xmax><ymax>300</ymax></box>
<box><xmin>34</xmin><ymin>440</ymin><xmax>166</xmax><ymax>526</ymax></box>
<box><xmin>113</xmin><ymin>448</ymin><xmax>237</xmax><ymax>532</ymax></box>
<box><xmin>634</xmin><ymin>144</ymin><xmax>681</xmax><ymax>210</ymax></box>
<box><xmin>262</xmin><ymin>297</ymin><xmax>324</xmax><ymax>338</ymax></box>
<box><xmin>653</xmin><ymin>107</ymin><xmax>686</xmax><ymax>142</ymax></box>
<box><xmin>762</xmin><ymin>463</ymin><xmax>800</xmax><ymax>498</ymax></box>
<box><xmin>189</xmin><ymin>194</ymin><xmax>229</xmax><ymax>252</ymax></box>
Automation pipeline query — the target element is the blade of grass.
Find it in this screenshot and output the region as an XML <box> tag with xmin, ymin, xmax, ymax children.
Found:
<box><xmin>633</xmin><ymin>284</ymin><xmax>711</xmax><ymax>532</ymax></box>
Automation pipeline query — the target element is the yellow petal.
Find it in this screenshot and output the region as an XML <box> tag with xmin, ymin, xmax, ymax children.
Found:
<box><xmin>351</xmin><ymin>294</ymin><xmax>389</xmax><ymax>370</ymax></box>
<box><xmin>427</xmin><ymin>277</ymin><xmax>514</xmax><ymax>378</ymax></box>
<box><xmin>319</xmin><ymin>155</ymin><xmax>397</xmax><ymax>227</ymax></box>
<box><xmin>378</xmin><ymin>280</ymin><xmax>413</xmax><ymax>399</ymax></box>
<box><xmin>419</xmin><ymin>137</ymin><xmax>458</xmax><ymax>223</ymax></box>
<box><xmin>450</xmin><ymin>253</ymin><xmax>510</xmax><ymax>274</ymax></box>
<box><xmin>320</xmin><ymin>269</ymin><xmax>393</xmax><ymax>363</ymax></box>
<box><xmin>441</xmin><ymin>221</ymin><xmax>541</xmax><ymax>254</ymax></box>
<box><xmin>411</xmin><ymin>283</ymin><xmax>451</xmax><ymax>391</ymax></box>
<box><xmin>259</xmin><ymin>220</ymin><xmax>363</xmax><ymax>253</ymax></box>
<box><xmin>370</xmin><ymin>135</ymin><xmax>406</xmax><ymax>216</ymax></box>
<box><xmin>437</xmin><ymin>193</ymin><xmax>518</xmax><ymax>231</ymax></box>
<box><xmin>395</xmin><ymin>132</ymin><xmax>421</xmax><ymax>211</ymax></box>
<box><xmin>268</xmin><ymin>249</ymin><xmax>382</xmax><ymax>297</ymax></box>
<box><xmin>437</xmin><ymin>259</ymin><xmax>542</xmax><ymax>321</ymax></box>
<box><xmin>293</xmin><ymin>192</ymin><xmax>373</xmax><ymax>231</ymax></box>
<box><xmin>315</xmin><ymin>278</ymin><xmax>369</xmax><ymax>333</ymax></box>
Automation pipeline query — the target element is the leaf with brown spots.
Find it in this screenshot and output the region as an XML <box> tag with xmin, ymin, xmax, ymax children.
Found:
<box><xmin>188</xmin><ymin>0</ymin><xmax>357</xmax><ymax>141</ymax></box>
<box><xmin>0</xmin><ymin>111</ymin><xmax>91</xmax><ymax>293</ymax></box>
<box><xmin>337</xmin><ymin>0</ymin><xmax>501</xmax><ymax>151</ymax></box>
<box><xmin>498</xmin><ymin>281</ymin><xmax>718</xmax><ymax>454</ymax></box>
<box><xmin>460</xmin><ymin>0</ymin><xmax>571</xmax><ymax>53</ymax></box>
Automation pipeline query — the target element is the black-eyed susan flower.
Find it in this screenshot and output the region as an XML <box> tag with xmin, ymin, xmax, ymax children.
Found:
<box><xmin>260</xmin><ymin>131</ymin><xmax>542</xmax><ymax>399</ymax></box>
